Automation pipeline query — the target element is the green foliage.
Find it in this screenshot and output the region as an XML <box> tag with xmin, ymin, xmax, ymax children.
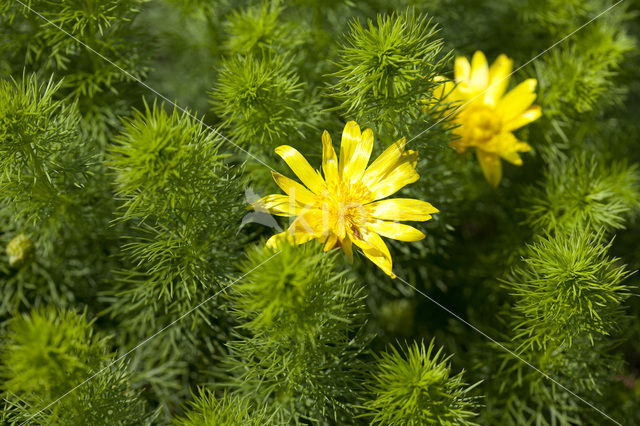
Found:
<box><xmin>521</xmin><ymin>0</ymin><xmax>635</xmax><ymax>164</ymax></box>
<box><xmin>223</xmin><ymin>242</ymin><xmax>368</xmax><ymax>424</ymax></box>
<box><xmin>45</xmin><ymin>368</ymin><xmax>153</xmax><ymax>426</ymax></box>
<box><xmin>535</xmin><ymin>20</ymin><xmax>634</xmax><ymax>119</ymax></box>
<box><xmin>0</xmin><ymin>308</ymin><xmax>151</xmax><ymax>425</ymax></box>
<box><xmin>0</xmin><ymin>75</ymin><xmax>90</xmax><ymax>229</ymax></box>
<box><xmin>378</xmin><ymin>298</ymin><xmax>417</xmax><ymax>336</ymax></box>
<box><xmin>524</xmin><ymin>154</ymin><xmax>640</xmax><ymax>234</ymax></box>
<box><xmin>210</xmin><ymin>53</ymin><xmax>307</xmax><ymax>147</ymax></box>
<box><xmin>224</xmin><ymin>1</ymin><xmax>299</xmax><ymax>56</ymax></box>
<box><xmin>0</xmin><ymin>0</ymin><xmax>151</xmax><ymax>142</ymax></box>
<box><xmin>1</xmin><ymin>0</ymin><xmax>640</xmax><ymax>424</ymax></box>
<box><xmin>516</xmin><ymin>0</ymin><xmax>596</xmax><ymax>35</ymax></box>
<box><xmin>139</xmin><ymin>1</ymin><xmax>225</xmax><ymax>114</ymax></box>
<box><xmin>330</xmin><ymin>10</ymin><xmax>450</xmax><ymax>134</ymax></box>
<box><xmin>506</xmin><ymin>231</ymin><xmax>631</xmax><ymax>351</ymax></box>
<box><xmin>110</xmin><ymin>102</ymin><xmax>237</xmax><ymax>222</ymax></box>
<box><xmin>0</xmin><ymin>74</ymin><xmax>113</xmax><ymax>315</ymax></box>
<box><xmin>362</xmin><ymin>340</ymin><xmax>479</xmax><ymax>425</ymax></box>
<box><xmin>232</xmin><ymin>241</ymin><xmax>361</xmax><ymax>341</ymax></box>
<box><xmin>487</xmin><ymin>153</ymin><xmax>637</xmax><ymax>424</ymax></box>
<box><xmin>481</xmin><ymin>333</ymin><xmax>624</xmax><ymax>426</ymax></box>
<box><xmin>109</xmin><ymin>102</ymin><xmax>246</xmax><ymax>296</ymax></box>
<box><xmin>174</xmin><ymin>390</ymin><xmax>272</xmax><ymax>426</ymax></box>
<box><xmin>1</xmin><ymin>307</ymin><xmax>107</xmax><ymax>403</ymax></box>
<box><xmin>106</xmin><ymin>101</ymin><xmax>247</xmax><ymax>413</ymax></box>
<box><xmin>209</xmin><ymin>1</ymin><xmax>330</xmax><ymax>155</ymax></box>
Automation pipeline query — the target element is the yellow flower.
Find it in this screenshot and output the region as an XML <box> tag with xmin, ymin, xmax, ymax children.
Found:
<box><xmin>436</xmin><ymin>51</ymin><xmax>541</xmax><ymax>187</ymax></box>
<box><xmin>253</xmin><ymin>121</ymin><xmax>438</xmax><ymax>278</ymax></box>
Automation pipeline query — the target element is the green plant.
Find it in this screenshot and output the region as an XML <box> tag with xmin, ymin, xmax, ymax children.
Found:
<box><xmin>1</xmin><ymin>1</ymin><xmax>639</xmax><ymax>424</ymax></box>
<box><xmin>362</xmin><ymin>340</ymin><xmax>479</xmax><ymax>425</ymax></box>
<box><xmin>330</xmin><ymin>9</ymin><xmax>450</xmax><ymax>136</ymax></box>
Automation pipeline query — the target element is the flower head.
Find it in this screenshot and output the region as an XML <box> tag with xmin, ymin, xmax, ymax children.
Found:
<box><xmin>437</xmin><ymin>51</ymin><xmax>541</xmax><ymax>187</ymax></box>
<box><xmin>253</xmin><ymin>121</ymin><xmax>438</xmax><ymax>278</ymax></box>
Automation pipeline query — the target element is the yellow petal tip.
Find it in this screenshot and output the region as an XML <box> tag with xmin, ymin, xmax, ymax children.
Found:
<box><xmin>525</xmin><ymin>79</ymin><xmax>537</xmax><ymax>91</ymax></box>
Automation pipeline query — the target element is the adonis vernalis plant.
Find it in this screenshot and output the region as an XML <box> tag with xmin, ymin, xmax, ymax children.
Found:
<box><xmin>1</xmin><ymin>1</ymin><xmax>639</xmax><ymax>424</ymax></box>
<box><xmin>253</xmin><ymin>121</ymin><xmax>438</xmax><ymax>278</ymax></box>
<box><xmin>437</xmin><ymin>51</ymin><xmax>541</xmax><ymax>187</ymax></box>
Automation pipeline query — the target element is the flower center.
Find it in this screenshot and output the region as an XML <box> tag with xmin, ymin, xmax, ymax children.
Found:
<box><xmin>460</xmin><ymin>105</ymin><xmax>502</xmax><ymax>145</ymax></box>
<box><xmin>319</xmin><ymin>180</ymin><xmax>371</xmax><ymax>240</ymax></box>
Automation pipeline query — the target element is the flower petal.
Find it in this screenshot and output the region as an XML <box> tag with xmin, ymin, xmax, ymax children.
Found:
<box><xmin>275</xmin><ymin>145</ymin><xmax>325</xmax><ymax>194</ymax></box>
<box><xmin>497</xmin><ymin>79</ymin><xmax>537</xmax><ymax>122</ymax></box>
<box><xmin>339</xmin><ymin>121</ymin><xmax>362</xmax><ymax>179</ymax></box>
<box><xmin>485</xmin><ymin>54</ymin><xmax>513</xmax><ymax>106</ymax></box>
<box><xmin>368</xmin><ymin>150</ymin><xmax>420</xmax><ymax>201</ymax></box>
<box><xmin>350</xmin><ymin>229</ymin><xmax>395</xmax><ymax>278</ymax></box>
<box><xmin>432</xmin><ymin>77</ymin><xmax>461</xmax><ymax>115</ymax></box>
<box><xmin>501</xmin><ymin>151</ymin><xmax>523</xmax><ymax>165</ymax></box>
<box><xmin>266</xmin><ymin>210</ymin><xmax>324</xmax><ymax>249</ymax></box>
<box><xmin>484</xmin><ymin>133</ymin><xmax>532</xmax><ymax>165</ymax></box>
<box><xmin>368</xmin><ymin>220</ymin><xmax>426</xmax><ymax>242</ymax></box>
<box><xmin>503</xmin><ymin>105</ymin><xmax>542</xmax><ymax>132</ymax></box>
<box><xmin>502</xmin><ymin>141</ymin><xmax>532</xmax><ymax>165</ymax></box>
<box><xmin>433</xmin><ymin>76</ymin><xmax>453</xmax><ymax>99</ymax></box>
<box><xmin>344</xmin><ymin>127</ymin><xmax>374</xmax><ymax>182</ymax></box>
<box><xmin>341</xmin><ymin>236</ymin><xmax>354</xmax><ymax>264</ymax></box>
<box><xmin>266</xmin><ymin>229</ymin><xmax>315</xmax><ymax>250</ymax></box>
<box><xmin>362</xmin><ymin>137</ymin><xmax>407</xmax><ymax>185</ymax></box>
<box><xmin>272</xmin><ymin>172</ymin><xmax>317</xmax><ymax>206</ymax></box>
<box><xmin>366</xmin><ymin>198</ymin><xmax>438</xmax><ymax>221</ymax></box>
<box><xmin>476</xmin><ymin>150</ymin><xmax>502</xmax><ymax>187</ymax></box>
<box><xmin>470</xmin><ymin>51</ymin><xmax>489</xmax><ymax>93</ymax></box>
<box><xmin>322</xmin><ymin>130</ymin><xmax>339</xmax><ymax>185</ymax></box>
<box><xmin>323</xmin><ymin>233</ymin><xmax>338</xmax><ymax>252</ymax></box>
<box><xmin>253</xmin><ymin>194</ymin><xmax>301</xmax><ymax>217</ymax></box>
<box><xmin>290</xmin><ymin>209</ymin><xmax>325</xmax><ymax>237</ymax></box>
<box><xmin>454</xmin><ymin>56</ymin><xmax>471</xmax><ymax>84</ymax></box>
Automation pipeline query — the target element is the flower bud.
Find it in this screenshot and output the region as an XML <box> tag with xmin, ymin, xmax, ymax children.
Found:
<box><xmin>6</xmin><ymin>233</ymin><xmax>35</xmax><ymax>268</ymax></box>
